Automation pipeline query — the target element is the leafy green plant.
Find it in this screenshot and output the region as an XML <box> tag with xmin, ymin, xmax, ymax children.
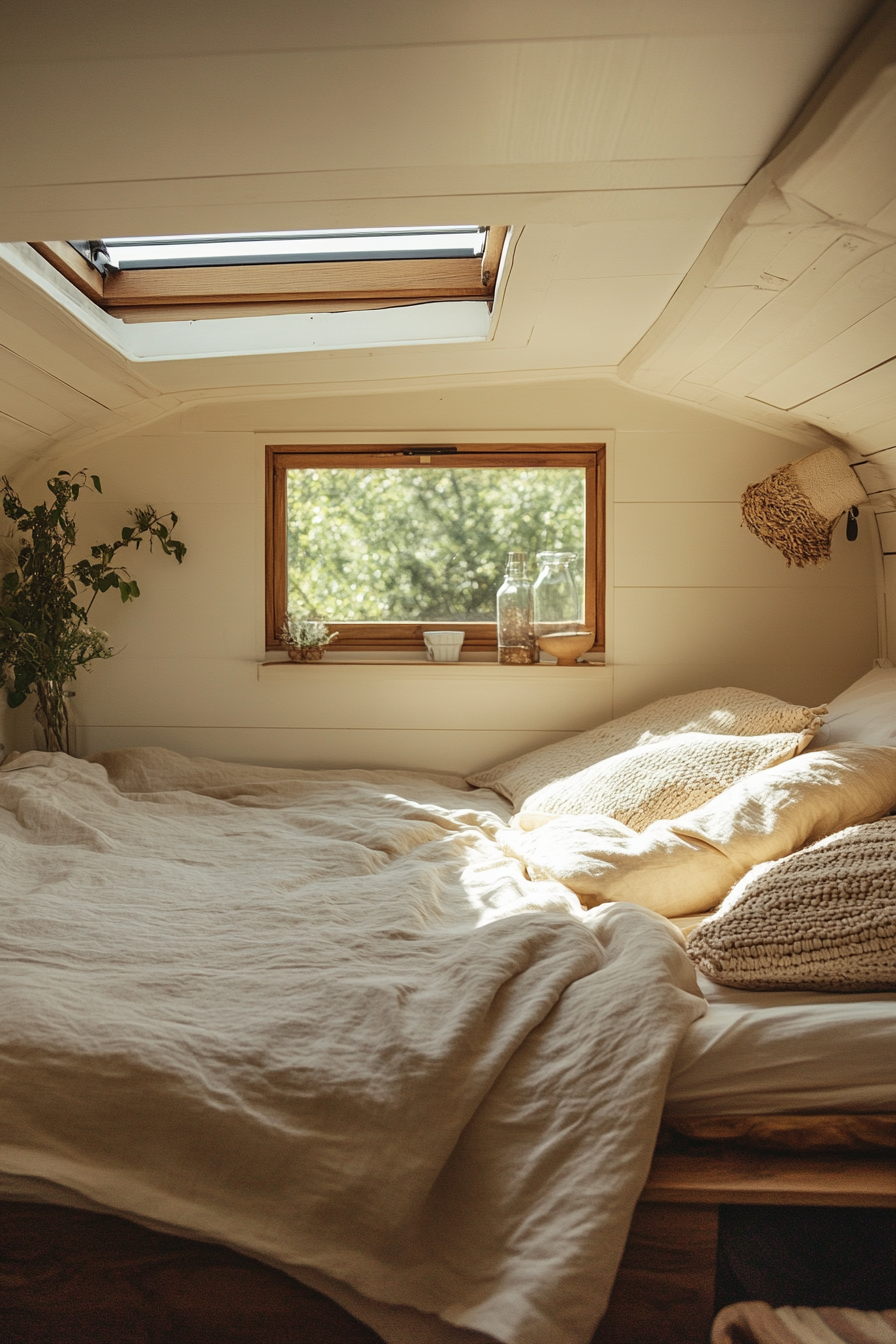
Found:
<box><xmin>0</xmin><ymin>470</ymin><xmax>186</xmax><ymax>753</ymax></box>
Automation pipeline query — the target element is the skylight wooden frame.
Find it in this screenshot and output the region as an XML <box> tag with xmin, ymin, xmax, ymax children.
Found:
<box><xmin>30</xmin><ymin>229</ymin><xmax>507</xmax><ymax>323</ymax></box>
<box><xmin>265</xmin><ymin>443</ymin><xmax>606</xmax><ymax>655</ymax></box>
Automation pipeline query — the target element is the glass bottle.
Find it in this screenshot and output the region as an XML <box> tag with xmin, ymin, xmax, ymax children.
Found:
<box><xmin>496</xmin><ymin>551</ymin><xmax>534</xmax><ymax>665</ymax></box>
<box><xmin>533</xmin><ymin>551</ymin><xmax>580</xmax><ymax>636</ymax></box>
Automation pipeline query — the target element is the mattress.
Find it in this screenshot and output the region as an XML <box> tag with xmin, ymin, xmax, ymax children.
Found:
<box><xmin>665</xmin><ymin>973</ymin><xmax>896</xmax><ymax>1116</ymax></box>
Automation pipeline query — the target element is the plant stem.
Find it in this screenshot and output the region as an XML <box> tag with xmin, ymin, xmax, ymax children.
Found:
<box><xmin>35</xmin><ymin>680</ymin><xmax>69</xmax><ymax>753</ymax></box>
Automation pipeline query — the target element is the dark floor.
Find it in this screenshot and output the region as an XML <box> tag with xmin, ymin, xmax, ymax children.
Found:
<box><xmin>715</xmin><ymin>1204</ymin><xmax>896</xmax><ymax>1314</ymax></box>
<box><xmin>2</xmin><ymin>1199</ymin><xmax>894</xmax><ymax>1342</ymax></box>
<box><xmin>0</xmin><ymin>1201</ymin><xmax>386</xmax><ymax>1344</ymax></box>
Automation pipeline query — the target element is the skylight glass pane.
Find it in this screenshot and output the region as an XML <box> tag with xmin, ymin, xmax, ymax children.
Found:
<box><xmin>101</xmin><ymin>226</ymin><xmax>486</xmax><ymax>270</ymax></box>
<box><xmin>286</xmin><ymin>466</ymin><xmax>586</xmax><ymax>622</ymax></box>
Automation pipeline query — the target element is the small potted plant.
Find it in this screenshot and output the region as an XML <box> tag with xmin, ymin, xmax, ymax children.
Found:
<box><xmin>279</xmin><ymin>612</ymin><xmax>338</xmax><ymax>662</ymax></box>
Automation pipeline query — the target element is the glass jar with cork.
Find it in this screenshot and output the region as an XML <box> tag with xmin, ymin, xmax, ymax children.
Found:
<box><xmin>496</xmin><ymin>551</ymin><xmax>536</xmax><ymax>664</ymax></box>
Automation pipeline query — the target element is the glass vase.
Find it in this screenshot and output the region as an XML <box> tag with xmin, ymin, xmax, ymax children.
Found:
<box><xmin>533</xmin><ymin>551</ymin><xmax>580</xmax><ymax>636</ymax></box>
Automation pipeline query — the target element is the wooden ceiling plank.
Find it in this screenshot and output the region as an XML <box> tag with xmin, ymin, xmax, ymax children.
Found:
<box><xmin>0</xmin><ymin>313</ymin><xmax>150</xmax><ymax>412</ymax></box>
<box><xmin>683</xmin><ymin>226</ymin><xmax>874</xmax><ymax>387</ymax></box>
<box><xmin>633</xmin><ymin>284</ymin><xmax>777</xmax><ymax>392</ymax></box>
<box><xmin>707</xmin><ymin>221</ymin><xmax>818</xmax><ymax>290</ymax></box>
<box><xmin>752</xmin><ymin>221</ymin><xmax>856</xmax><ymax>285</ymax></box>
<box><xmin>707</xmin><ymin>233</ymin><xmax>890</xmax><ymax>396</ymax></box>
<box><xmin>749</xmin><ymin>296</ymin><xmax>896</xmax><ymax>409</ymax></box>
<box><xmin>783</xmin><ymin>78</ymin><xmax>896</xmax><ymax>228</ymax></box>
<box><xmin>862</xmin><ymin>444</ymin><xmax>896</xmax><ymax>471</ymax></box>
<box><xmin>0</xmin><ymin>408</ymin><xmax>51</xmax><ymax>452</ymax></box>
<box><xmin>0</xmin><ymin>259</ymin><xmax>160</xmax><ymax>402</ymax></box>
<box><xmin>852</xmin><ymin>444</ymin><xmax>896</xmax><ymax>494</ymax></box>
<box><xmin>0</xmin><ymin>345</ymin><xmax>118</xmax><ymax>426</ymax></box>
<box><xmin>762</xmin><ymin>353</ymin><xmax>896</xmax><ymax>425</ymax></box>
<box><xmin>668</xmin><ymin>377</ymin><xmax>822</xmax><ymax>443</ymax></box>
<box><xmin>849</xmin><ymin>417</ymin><xmax>896</xmax><ymax>455</ymax></box>
<box><xmin>869</xmin><ymin>191</ymin><xmax>896</xmax><ymax>235</ymax></box>
<box><xmin>0</xmin><ymin>376</ymin><xmax>74</xmax><ymax>436</ymax></box>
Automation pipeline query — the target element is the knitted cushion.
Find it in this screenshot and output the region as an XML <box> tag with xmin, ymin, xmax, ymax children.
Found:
<box><xmin>521</xmin><ymin>730</ymin><xmax>809</xmax><ymax>829</ymax></box>
<box><xmin>688</xmin><ymin>818</ymin><xmax>896</xmax><ymax>992</ymax></box>
<box><xmin>466</xmin><ymin>687</ymin><xmax>824</xmax><ymax>809</ymax></box>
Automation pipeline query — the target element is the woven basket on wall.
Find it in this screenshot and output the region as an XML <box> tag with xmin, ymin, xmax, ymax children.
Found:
<box><xmin>741</xmin><ymin>446</ymin><xmax>868</xmax><ymax>567</ymax></box>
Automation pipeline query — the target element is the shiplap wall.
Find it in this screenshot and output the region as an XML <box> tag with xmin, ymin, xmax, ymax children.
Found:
<box><xmin>865</xmin><ymin>453</ymin><xmax>896</xmax><ymax>664</ymax></box>
<box><xmin>4</xmin><ymin>377</ymin><xmax>878</xmax><ymax>769</ymax></box>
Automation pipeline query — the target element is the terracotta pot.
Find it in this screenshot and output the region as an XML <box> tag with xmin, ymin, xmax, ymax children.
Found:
<box><xmin>286</xmin><ymin>644</ymin><xmax>325</xmax><ymax>662</ymax></box>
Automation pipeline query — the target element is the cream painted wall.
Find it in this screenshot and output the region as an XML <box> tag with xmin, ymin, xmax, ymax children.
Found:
<box><xmin>5</xmin><ymin>377</ymin><xmax>878</xmax><ymax>770</ymax></box>
<box><xmin>877</xmin><ymin>512</ymin><xmax>896</xmax><ymax>668</ymax></box>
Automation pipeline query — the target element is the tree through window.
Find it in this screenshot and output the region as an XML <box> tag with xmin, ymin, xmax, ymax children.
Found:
<box><xmin>266</xmin><ymin>445</ymin><xmax>605</xmax><ymax>653</ymax></box>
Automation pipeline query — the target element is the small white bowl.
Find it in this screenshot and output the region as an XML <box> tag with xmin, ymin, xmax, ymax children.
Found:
<box><xmin>423</xmin><ymin>630</ymin><xmax>465</xmax><ymax>662</ymax></box>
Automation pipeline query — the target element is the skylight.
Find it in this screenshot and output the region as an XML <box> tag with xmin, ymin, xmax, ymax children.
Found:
<box><xmin>73</xmin><ymin>227</ymin><xmax>487</xmax><ymax>272</ymax></box>
<box><xmin>8</xmin><ymin>240</ymin><xmax>494</xmax><ymax>363</ymax></box>
<box><xmin>29</xmin><ymin>225</ymin><xmax>507</xmax><ymax>332</ymax></box>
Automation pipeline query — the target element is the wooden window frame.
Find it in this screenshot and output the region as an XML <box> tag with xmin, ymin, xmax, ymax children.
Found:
<box><xmin>265</xmin><ymin>443</ymin><xmax>606</xmax><ymax>654</ymax></box>
<box><xmin>30</xmin><ymin>228</ymin><xmax>507</xmax><ymax>324</ymax></box>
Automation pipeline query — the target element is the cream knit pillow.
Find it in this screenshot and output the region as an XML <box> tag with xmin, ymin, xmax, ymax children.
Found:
<box><xmin>688</xmin><ymin>818</ymin><xmax>896</xmax><ymax>992</ymax></box>
<box><xmin>521</xmin><ymin>730</ymin><xmax>810</xmax><ymax>829</ymax></box>
<box><xmin>465</xmin><ymin>687</ymin><xmax>824</xmax><ymax>808</ymax></box>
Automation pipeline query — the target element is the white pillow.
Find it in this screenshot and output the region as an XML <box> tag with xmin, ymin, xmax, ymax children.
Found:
<box><xmin>503</xmin><ymin>743</ymin><xmax>896</xmax><ymax>919</ymax></box>
<box><xmin>500</xmin><ymin>815</ymin><xmax>738</xmax><ymax>918</ymax></box>
<box><xmin>672</xmin><ymin>742</ymin><xmax>896</xmax><ymax>866</ymax></box>
<box><xmin>810</xmin><ymin>666</ymin><xmax>896</xmax><ymax>750</ymax></box>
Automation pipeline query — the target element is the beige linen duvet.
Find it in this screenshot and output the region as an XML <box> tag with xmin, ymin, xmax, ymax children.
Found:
<box><xmin>0</xmin><ymin>749</ymin><xmax>704</xmax><ymax>1344</ymax></box>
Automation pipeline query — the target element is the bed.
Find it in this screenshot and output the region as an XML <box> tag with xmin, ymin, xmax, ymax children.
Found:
<box><xmin>1</xmin><ymin>675</ymin><xmax>894</xmax><ymax>1344</ymax></box>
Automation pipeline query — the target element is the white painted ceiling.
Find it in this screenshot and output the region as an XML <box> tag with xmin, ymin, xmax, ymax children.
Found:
<box><xmin>619</xmin><ymin>0</ymin><xmax>896</xmax><ymax>508</ymax></box>
<box><xmin>0</xmin><ymin>0</ymin><xmax>892</xmax><ymax>491</ymax></box>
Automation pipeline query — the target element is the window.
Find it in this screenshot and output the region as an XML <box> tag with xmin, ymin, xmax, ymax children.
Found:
<box><xmin>265</xmin><ymin>444</ymin><xmax>605</xmax><ymax>654</ymax></box>
<box><xmin>30</xmin><ymin>226</ymin><xmax>507</xmax><ymax>323</ymax></box>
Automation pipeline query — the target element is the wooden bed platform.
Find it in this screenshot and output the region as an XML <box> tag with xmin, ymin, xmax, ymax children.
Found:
<box><xmin>2</xmin><ymin>1133</ymin><xmax>894</xmax><ymax>1344</ymax></box>
<box><xmin>595</xmin><ymin>1143</ymin><xmax>896</xmax><ymax>1344</ymax></box>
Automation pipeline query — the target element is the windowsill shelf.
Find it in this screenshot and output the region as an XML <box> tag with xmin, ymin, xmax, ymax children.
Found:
<box><xmin>258</xmin><ymin>654</ymin><xmax>606</xmax><ymax>678</ymax></box>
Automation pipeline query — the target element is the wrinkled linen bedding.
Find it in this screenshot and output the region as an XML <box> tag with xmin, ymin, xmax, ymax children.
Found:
<box><xmin>0</xmin><ymin>748</ymin><xmax>704</xmax><ymax>1344</ymax></box>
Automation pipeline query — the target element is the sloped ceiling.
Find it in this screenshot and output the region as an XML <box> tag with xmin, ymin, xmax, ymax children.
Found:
<box><xmin>0</xmin><ymin>0</ymin><xmax>889</xmax><ymax>480</ymax></box>
<box><xmin>620</xmin><ymin>0</ymin><xmax>896</xmax><ymax>509</ymax></box>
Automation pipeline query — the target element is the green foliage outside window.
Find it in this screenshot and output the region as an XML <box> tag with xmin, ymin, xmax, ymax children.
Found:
<box><xmin>286</xmin><ymin>467</ymin><xmax>585</xmax><ymax>621</ymax></box>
